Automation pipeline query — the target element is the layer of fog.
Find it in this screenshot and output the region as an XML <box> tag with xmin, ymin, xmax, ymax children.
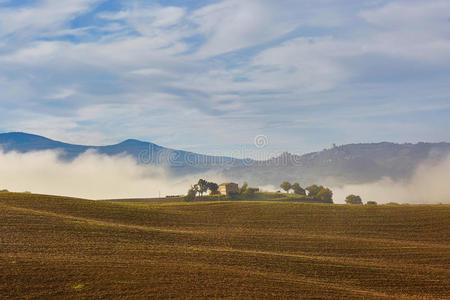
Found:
<box><xmin>333</xmin><ymin>155</ymin><xmax>450</xmax><ymax>204</ymax></box>
<box><xmin>1</xmin><ymin>149</ymin><xmax>449</xmax><ymax>203</ymax></box>
<box><xmin>236</xmin><ymin>156</ymin><xmax>450</xmax><ymax>204</ymax></box>
<box><xmin>0</xmin><ymin>149</ymin><xmax>228</xmax><ymax>200</ymax></box>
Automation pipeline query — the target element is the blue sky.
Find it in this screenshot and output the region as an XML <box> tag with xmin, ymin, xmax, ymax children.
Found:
<box><xmin>0</xmin><ymin>0</ymin><xmax>449</xmax><ymax>157</ymax></box>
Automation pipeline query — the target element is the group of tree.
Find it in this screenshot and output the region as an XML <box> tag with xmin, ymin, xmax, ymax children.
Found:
<box><xmin>345</xmin><ymin>194</ymin><xmax>363</xmax><ymax>204</ymax></box>
<box><xmin>280</xmin><ymin>182</ymin><xmax>333</xmax><ymax>203</ymax></box>
<box><xmin>184</xmin><ymin>179</ymin><xmax>375</xmax><ymax>206</ymax></box>
<box><xmin>305</xmin><ymin>184</ymin><xmax>333</xmax><ymax>203</ymax></box>
<box><xmin>235</xmin><ymin>182</ymin><xmax>258</xmax><ymax>199</ymax></box>
<box><xmin>184</xmin><ymin>179</ymin><xmax>219</xmax><ymax>201</ymax></box>
<box><xmin>196</xmin><ymin>179</ymin><xmax>219</xmax><ymax>196</ymax></box>
<box><xmin>185</xmin><ymin>180</ymin><xmax>261</xmax><ymax>202</ymax></box>
<box><xmin>345</xmin><ymin>194</ymin><xmax>377</xmax><ymax>205</ymax></box>
<box><xmin>280</xmin><ymin>181</ymin><xmax>306</xmax><ymax>195</ymax></box>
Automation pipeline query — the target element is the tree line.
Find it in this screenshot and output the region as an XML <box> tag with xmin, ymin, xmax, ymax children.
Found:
<box><xmin>185</xmin><ymin>179</ymin><xmax>219</xmax><ymax>201</ymax></box>
<box><xmin>184</xmin><ymin>180</ymin><xmax>259</xmax><ymax>202</ymax></box>
<box><xmin>345</xmin><ymin>194</ymin><xmax>377</xmax><ymax>205</ymax></box>
<box><xmin>183</xmin><ymin>179</ymin><xmax>374</xmax><ymax>205</ymax></box>
<box><xmin>279</xmin><ymin>181</ymin><xmax>333</xmax><ymax>203</ymax></box>
<box><xmin>280</xmin><ymin>181</ymin><xmax>376</xmax><ymax>205</ymax></box>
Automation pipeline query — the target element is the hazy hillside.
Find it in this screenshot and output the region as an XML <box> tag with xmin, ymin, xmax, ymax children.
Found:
<box><xmin>0</xmin><ymin>132</ymin><xmax>246</xmax><ymax>173</ymax></box>
<box><xmin>1</xmin><ymin>132</ymin><xmax>450</xmax><ymax>186</ymax></box>
<box><xmin>223</xmin><ymin>142</ymin><xmax>450</xmax><ymax>186</ymax></box>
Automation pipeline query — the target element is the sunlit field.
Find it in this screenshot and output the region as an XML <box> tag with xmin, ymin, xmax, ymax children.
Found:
<box><xmin>1</xmin><ymin>192</ymin><xmax>449</xmax><ymax>299</ymax></box>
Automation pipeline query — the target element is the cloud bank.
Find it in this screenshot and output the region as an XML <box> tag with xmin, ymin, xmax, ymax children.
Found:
<box><xmin>0</xmin><ymin>150</ymin><xmax>227</xmax><ymax>200</ymax></box>
<box><xmin>333</xmin><ymin>155</ymin><xmax>450</xmax><ymax>204</ymax></box>
<box><xmin>1</xmin><ymin>149</ymin><xmax>449</xmax><ymax>204</ymax></box>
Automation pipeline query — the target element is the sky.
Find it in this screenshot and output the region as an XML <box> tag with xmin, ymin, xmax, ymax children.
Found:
<box><xmin>0</xmin><ymin>0</ymin><xmax>449</xmax><ymax>157</ymax></box>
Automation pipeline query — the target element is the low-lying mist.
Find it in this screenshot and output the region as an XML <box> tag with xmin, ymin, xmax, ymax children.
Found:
<box><xmin>1</xmin><ymin>149</ymin><xmax>449</xmax><ymax>203</ymax></box>
<box><xmin>333</xmin><ymin>155</ymin><xmax>450</xmax><ymax>204</ymax></box>
<box><xmin>0</xmin><ymin>149</ymin><xmax>227</xmax><ymax>200</ymax></box>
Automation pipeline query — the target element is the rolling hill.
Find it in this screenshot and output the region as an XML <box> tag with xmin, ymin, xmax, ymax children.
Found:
<box><xmin>223</xmin><ymin>142</ymin><xmax>450</xmax><ymax>186</ymax></box>
<box><xmin>1</xmin><ymin>132</ymin><xmax>449</xmax><ymax>185</ymax></box>
<box><xmin>1</xmin><ymin>192</ymin><xmax>449</xmax><ymax>299</ymax></box>
<box><xmin>0</xmin><ymin>132</ymin><xmax>247</xmax><ymax>173</ymax></box>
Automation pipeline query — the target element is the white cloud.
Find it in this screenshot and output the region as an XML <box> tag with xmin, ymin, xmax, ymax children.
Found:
<box><xmin>0</xmin><ymin>0</ymin><xmax>449</xmax><ymax>153</ymax></box>
<box><xmin>360</xmin><ymin>0</ymin><xmax>450</xmax><ymax>62</ymax></box>
<box><xmin>191</xmin><ymin>0</ymin><xmax>297</xmax><ymax>57</ymax></box>
<box><xmin>1</xmin><ymin>41</ymin><xmax>65</xmax><ymax>65</ymax></box>
<box><xmin>360</xmin><ymin>0</ymin><xmax>450</xmax><ymax>30</ymax></box>
<box><xmin>0</xmin><ymin>149</ymin><xmax>228</xmax><ymax>199</ymax></box>
<box><xmin>98</xmin><ymin>4</ymin><xmax>190</xmax><ymax>54</ymax></box>
<box><xmin>333</xmin><ymin>155</ymin><xmax>450</xmax><ymax>204</ymax></box>
<box><xmin>48</xmin><ymin>88</ymin><xmax>77</xmax><ymax>100</ymax></box>
<box><xmin>0</xmin><ymin>0</ymin><xmax>102</xmax><ymax>39</ymax></box>
<box><xmin>248</xmin><ymin>37</ymin><xmax>353</xmax><ymax>93</ymax></box>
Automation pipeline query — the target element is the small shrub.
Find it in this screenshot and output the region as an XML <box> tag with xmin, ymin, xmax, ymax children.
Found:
<box><xmin>366</xmin><ymin>201</ymin><xmax>377</xmax><ymax>205</ymax></box>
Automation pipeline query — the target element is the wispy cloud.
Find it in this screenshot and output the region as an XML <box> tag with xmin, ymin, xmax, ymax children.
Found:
<box><xmin>0</xmin><ymin>0</ymin><xmax>102</xmax><ymax>40</ymax></box>
<box><xmin>0</xmin><ymin>0</ymin><xmax>449</xmax><ymax>153</ymax></box>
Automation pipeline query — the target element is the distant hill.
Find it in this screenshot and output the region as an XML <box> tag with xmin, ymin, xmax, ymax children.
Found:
<box><xmin>223</xmin><ymin>142</ymin><xmax>450</xmax><ymax>186</ymax></box>
<box><xmin>0</xmin><ymin>132</ymin><xmax>247</xmax><ymax>173</ymax></box>
<box><xmin>1</xmin><ymin>132</ymin><xmax>449</xmax><ymax>185</ymax></box>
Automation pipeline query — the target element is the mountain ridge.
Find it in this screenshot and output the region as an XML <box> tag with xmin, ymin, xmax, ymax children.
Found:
<box><xmin>1</xmin><ymin>132</ymin><xmax>450</xmax><ymax>185</ymax></box>
<box><xmin>0</xmin><ymin>132</ymin><xmax>248</xmax><ymax>173</ymax></box>
<box><xmin>224</xmin><ymin>141</ymin><xmax>450</xmax><ymax>186</ymax></box>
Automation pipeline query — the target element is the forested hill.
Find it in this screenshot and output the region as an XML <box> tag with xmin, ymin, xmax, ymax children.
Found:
<box><xmin>223</xmin><ymin>142</ymin><xmax>450</xmax><ymax>186</ymax></box>
<box><xmin>1</xmin><ymin>132</ymin><xmax>449</xmax><ymax>185</ymax></box>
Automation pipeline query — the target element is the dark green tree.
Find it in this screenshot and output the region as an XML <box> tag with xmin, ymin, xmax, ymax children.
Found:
<box><xmin>345</xmin><ymin>194</ymin><xmax>363</xmax><ymax>205</ymax></box>
<box><xmin>306</xmin><ymin>184</ymin><xmax>322</xmax><ymax>197</ymax></box>
<box><xmin>207</xmin><ymin>182</ymin><xmax>219</xmax><ymax>195</ymax></box>
<box><xmin>184</xmin><ymin>187</ymin><xmax>197</xmax><ymax>202</ymax></box>
<box><xmin>291</xmin><ymin>183</ymin><xmax>306</xmax><ymax>195</ymax></box>
<box><xmin>280</xmin><ymin>181</ymin><xmax>292</xmax><ymax>193</ymax></box>
<box><xmin>316</xmin><ymin>188</ymin><xmax>333</xmax><ymax>203</ymax></box>
<box><xmin>239</xmin><ymin>182</ymin><xmax>248</xmax><ymax>194</ymax></box>
<box><xmin>243</xmin><ymin>188</ymin><xmax>256</xmax><ymax>199</ymax></box>
<box><xmin>196</xmin><ymin>179</ymin><xmax>209</xmax><ymax>196</ymax></box>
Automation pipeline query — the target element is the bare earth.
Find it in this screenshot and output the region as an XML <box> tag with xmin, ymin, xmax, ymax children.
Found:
<box><xmin>1</xmin><ymin>193</ymin><xmax>449</xmax><ymax>299</ymax></box>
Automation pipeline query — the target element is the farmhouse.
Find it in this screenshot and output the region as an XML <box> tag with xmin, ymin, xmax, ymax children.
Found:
<box><xmin>218</xmin><ymin>183</ymin><xmax>239</xmax><ymax>196</ymax></box>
